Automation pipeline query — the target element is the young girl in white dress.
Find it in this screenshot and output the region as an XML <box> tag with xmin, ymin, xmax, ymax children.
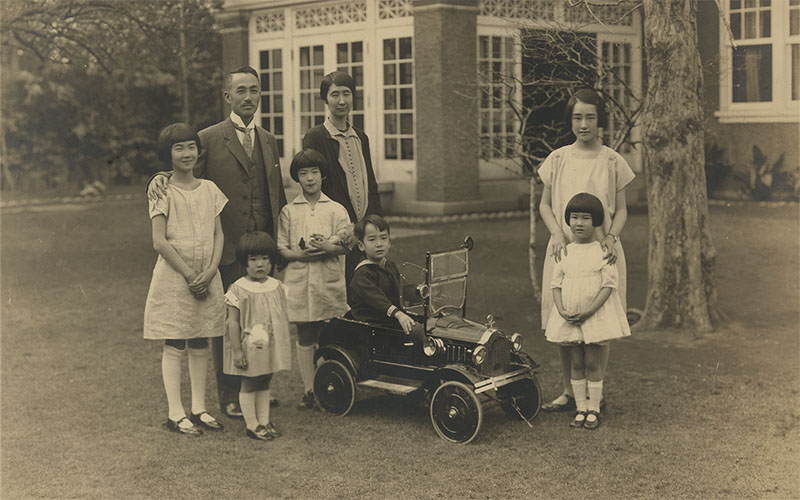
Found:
<box><xmin>143</xmin><ymin>123</ymin><xmax>228</xmax><ymax>436</ymax></box>
<box><xmin>545</xmin><ymin>193</ymin><xmax>631</xmax><ymax>429</ymax></box>
<box><xmin>277</xmin><ymin>150</ymin><xmax>351</xmax><ymax>410</ymax></box>
<box><xmin>224</xmin><ymin>231</ymin><xmax>292</xmax><ymax>441</ymax></box>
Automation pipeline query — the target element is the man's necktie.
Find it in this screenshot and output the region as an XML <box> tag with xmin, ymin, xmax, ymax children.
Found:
<box><xmin>233</xmin><ymin>125</ymin><xmax>253</xmax><ymax>159</ymax></box>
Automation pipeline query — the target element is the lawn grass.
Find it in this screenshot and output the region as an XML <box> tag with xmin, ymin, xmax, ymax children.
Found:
<box><xmin>1</xmin><ymin>198</ymin><xmax>798</xmax><ymax>500</ymax></box>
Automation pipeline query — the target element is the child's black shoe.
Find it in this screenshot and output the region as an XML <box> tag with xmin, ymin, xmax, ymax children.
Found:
<box><xmin>264</xmin><ymin>422</ymin><xmax>281</xmax><ymax>438</ymax></box>
<box><xmin>569</xmin><ymin>411</ymin><xmax>587</xmax><ymax>428</ymax></box>
<box><xmin>190</xmin><ymin>411</ymin><xmax>224</xmax><ymax>431</ymax></box>
<box><xmin>247</xmin><ymin>425</ymin><xmax>274</xmax><ymax>441</ymax></box>
<box><xmin>298</xmin><ymin>391</ymin><xmax>318</xmax><ymax>410</ymax></box>
<box><xmin>583</xmin><ymin>411</ymin><xmax>600</xmax><ymax>430</ymax></box>
<box><xmin>164</xmin><ymin>417</ymin><xmax>203</xmax><ymax>436</ymax></box>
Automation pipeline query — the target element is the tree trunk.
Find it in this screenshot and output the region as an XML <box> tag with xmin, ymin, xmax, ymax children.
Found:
<box><xmin>638</xmin><ymin>0</ymin><xmax>723</xmax><ymax>331</ymax></box>
<box><xmin>178</xmin><ymin>0</ymin><xmax>191</xmax><ymax>123</ymax></box>
<box><xmin>529</xmin><ymin>177</ymin><xmax>542</xmax><ymax>304</ymax></box>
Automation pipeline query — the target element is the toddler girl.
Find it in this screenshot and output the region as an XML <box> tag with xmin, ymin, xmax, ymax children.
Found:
<box><xmin>277</xmin><ymin>150</ymin><xmax>351</xmax><ymax>409</ymax></box>
<box><xmin>224</xmin><ymin>231</ymin><xmax>292</xmax><ymax>440</ymax></box>
<box><xmin>538</xmin><ymin>88</ymin><xmax>635</xmax><ymax>413</ymax></box>
<box><xmin>143</xmin><ymin>123</ymin><xmax>227</xmax><ymax>436</ymax></box>
<box><xmin>545</xmin><ymin>193</ymin><xmax>631</xmax><ymax>429</ymax></box>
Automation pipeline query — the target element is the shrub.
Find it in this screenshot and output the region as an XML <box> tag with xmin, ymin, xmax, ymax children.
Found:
<box><xmin>734</xmin><ymin>146</ymin><xmax>798</xmax><ymax>201</ymax></box>
<box><xmin>704</xmin><ymin>142</ymin><xmax>732</xmax><ymax>198</ymax></box>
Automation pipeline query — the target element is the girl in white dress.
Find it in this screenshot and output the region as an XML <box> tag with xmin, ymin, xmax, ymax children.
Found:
<box><xmin>545</xmin><ymin>193</ymin><xmax>630</xmax><ymax>429</ymax></box>
<box><xmin>277</xmin><ymin>150</ymin><xmax>351</xmax><ymax>410</ymax></box>
<box><xmin>144</xmin><ymin>123</ymin><xmax>227</xmax><ymax>436</ymax></box>
<box><xmin>224</xmin><ymin>231</ymin><xmax>292</xmax><ymax>440</ymax></box>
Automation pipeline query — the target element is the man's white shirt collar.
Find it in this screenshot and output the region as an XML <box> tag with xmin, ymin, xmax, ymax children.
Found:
<box><xmin>230</xmin><ymin>112</ymin><xmax>254</xmax><ymax>131</ymax></box>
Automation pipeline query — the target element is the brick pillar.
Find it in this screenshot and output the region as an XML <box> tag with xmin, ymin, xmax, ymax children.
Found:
<box><xmin>413</xmin><ymin>0</ymin><xmax>480</xmax><ymax>203</ymax></box>
<box><xmin>216</xmin><ymin>10</ymin><xmax>250</xmax><ymax>119</ymax></box>
<box><xmin>217</xmin><ymin>11</ymin><xmax>250</xmax><ymax>70</ymax></box>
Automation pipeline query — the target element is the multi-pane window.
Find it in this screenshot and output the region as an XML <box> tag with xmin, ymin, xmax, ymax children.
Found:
<box><xmin>299</xmin><ymin>45</ymin><xmax>326</xmax><ymax>134</ymax></box>
<box><xmin>259</xmin><ymin>49</ymin><xmax>284</xmax><ymax>157</ymax></box>
<box><xmin>336</xmin><ymin>41</ymin><xmax>365</xmax><ymax>130</ymax></box>
<box><xmin>383</xmin><ymin>36</ymin><xmax>414</xmax><ymax>160</ymax></box>
<box><xmin>478</xmin><ymin>35</ymin><xmax>517</xmax><ymax>159</ymax></box>
<box><xmin>730</xmin><ymin>0</ymin><xmax>773</xmax><ymax>102</ymax></box>
<box><xmin>790</xmin><ymin>0</ymin><xmax>800</xmax><ymax>100</ymax></box>
<box><xmin>719</xmin><ymin>0</ymin><xmax>799</xmax><ymax>120</ymax></box>
<box><xmin>601</xmin><ymin>41</ymin><xmax>633</xmax><ymax>152</ymax></box>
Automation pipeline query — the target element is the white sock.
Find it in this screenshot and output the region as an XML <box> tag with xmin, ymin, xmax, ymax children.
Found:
<box><xmin>162</xmin><ymin>345</ymin><xmax>186</xmax><ymax>422</ymax></box>
<box><xmin>255</xmin><ymin>389</ymin><xmax>271</xmax><ymax>426</ymax></box>
<box><xmin>239</xmin><ymin>391</ymin><xmax>258</xmax><ymax>431</ymax></box>
<box><xmin>187</xmin><ymin>344</ymin><xmax>209</xmax><ymax>415</ymax></box>
<box><xmin>587</xmin><ymin>380</ymin><xmax>603</xmax><ymax>413</ymax></box>
<box><xmin>570</xmin><ymin>379</ymin><xmax>588</xmax><ymax>413</ymax></box>
<box><xmin>296</xmin><ymin>343</ymin><xmax>316</xmax><ymax>393</ymax></box>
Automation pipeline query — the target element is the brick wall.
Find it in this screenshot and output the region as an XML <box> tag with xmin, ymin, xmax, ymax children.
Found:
<box><xmin>413</xmin><ymin>0</ymin><xmax>480</xmax><ymax>202</ymax></box>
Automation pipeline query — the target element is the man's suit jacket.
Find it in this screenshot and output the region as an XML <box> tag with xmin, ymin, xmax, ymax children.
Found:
<box><xmin>197</xmin><ymin>118</ymin><xmax>286</xmax><ymax>266</ymax></box>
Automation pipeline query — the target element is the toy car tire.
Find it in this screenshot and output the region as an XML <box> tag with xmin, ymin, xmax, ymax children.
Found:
<box><xmin>430</xmin><ymin>380</ymin><xmax>483</xmax><ymax>444</ymax></box>
<box><xmin>499</xmin><ymin>376</ymin><xmax>542</xmax><ymax>422</ymax></box>
<box><xmin>313</xmin><ymin>359</ymin><xmax>356</xmax><ymax>417</ymax></box>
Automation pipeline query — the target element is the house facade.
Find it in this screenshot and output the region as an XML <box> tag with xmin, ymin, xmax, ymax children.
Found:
<box><xmin>216</xmin><ymin>0</ymin><xmax>797</xmax><ymax>214</ymax></box>
<box><xmin>698</xmin><ymin>0</ymin><xmax>799</xmax><ymax>194</ymax></box>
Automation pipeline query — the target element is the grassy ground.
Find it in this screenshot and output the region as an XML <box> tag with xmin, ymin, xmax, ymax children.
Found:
<box><xmin>1</xmin><ymin>198</ymin><xmax>798</xmax><ymax>500</ymax></box>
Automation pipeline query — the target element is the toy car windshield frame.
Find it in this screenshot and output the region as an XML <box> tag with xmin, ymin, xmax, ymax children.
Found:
<box><xmin>426</xmin><ymin>241</ymin><xmax>470</xmax><ymax>317</ymax></box>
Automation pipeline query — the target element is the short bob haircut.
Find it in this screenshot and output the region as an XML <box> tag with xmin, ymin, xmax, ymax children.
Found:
<box><xmin>289</xmin><ymin>149</ymin><xmax>330</xmax><ymax>183</ymax></box>
<box><xmin>157</xmin><ymin>123</ymin><xmax>201</xmax><ymax>165</ymax></box>
<box><xmin>319</xmin><ymin>71</ymin><xmax>356</xmax><ymax>103</ymax></box>
<box><xmin>224</xmin><ymin>65</ymin><xmax>260</xmax><ymax>91</ymax></box>
<box><xmin>564</xmin><ymin>88</ymin><xmax>608</xmax><ymax>130</ymax></box>
<box><xmin>564</xmin><ymin>192</ymin><xmax>605</xmax><ymax>227</ymax></box>
<box><xmin>354</xmin><ymin>214</ymin><xmax>390</xmax><ymax>242</ymax></box>
<box><xmin>235</xmin><ymin>231</ymin><xmax>280</xmax><ymax>273</ymax></box>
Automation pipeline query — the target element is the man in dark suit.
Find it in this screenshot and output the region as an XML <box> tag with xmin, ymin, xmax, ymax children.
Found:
<box><xmin>301</xmin><ymin>71</ymin><xmax>382</xmax><ymax>285</ymax></box>
<box><xmin>149</xmin><ymin>66</ymin><xmax>286</xmax><ymax>418</ymax></box>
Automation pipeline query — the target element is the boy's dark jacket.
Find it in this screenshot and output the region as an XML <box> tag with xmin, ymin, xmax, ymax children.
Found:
<box><xmin>349</xmin><ymin>259</ymin><xmax>402</xmax><ymax>325</ymax></box>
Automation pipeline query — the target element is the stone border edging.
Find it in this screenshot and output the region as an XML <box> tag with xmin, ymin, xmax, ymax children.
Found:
<box><xmin>0</xmin><ymin>193</ymin><xmax>141</xmax><ymax>208</ymax></box>
<box><xmin>385</xmin><ymin>210</ymin><xmax>528</xmax><ymax>225</ymax></box>
<box><xmin>1</xmin><ymin>192</ymin><xmax>796</xmax><ymax>220</ymax></box>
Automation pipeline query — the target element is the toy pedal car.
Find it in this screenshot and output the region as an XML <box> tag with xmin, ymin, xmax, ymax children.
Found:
<box><xmin>312</xmin><ymin>236</ymin><xmax>542</xmax><ymax>444</ymax></box>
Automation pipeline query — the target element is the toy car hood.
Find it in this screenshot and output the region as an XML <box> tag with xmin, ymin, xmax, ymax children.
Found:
<box><xmin>426</xmin><ymin>315</ymin><xmax>497</xmax><ymax>344</ymax></box>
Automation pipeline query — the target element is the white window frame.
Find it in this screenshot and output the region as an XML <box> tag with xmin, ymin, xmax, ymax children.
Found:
<box><xmin>787</xmin><ymin>0</ymin><xmax>800</xmax><ymax>102</ymax></box>
<box><xmin>476</xmin><ymin>26</ymin><xmax>522</xmax><ymax>180</ymax></box>
<box><xmin>596</xmin><ymin>31</ymin><xmax>643</xmax><ymax>172</ymax></box>
<box><xmin>250</xmin><ymin>8</ymin><xmax>293</xmax><ymax>177</ymax></box>
<box><xmin>377</xmin><ymin>25</ymin><xmax>416</xmax><ymax>183</ymax></box>
<box><xmin>477</xmin><ymin>8</ymin><xmax>643</xmax><ymax>174</ymax></box>
<box><xmin>717</xmin><ymin>1</ymin><xmax>800</xmax><ymax>123</ymax></box>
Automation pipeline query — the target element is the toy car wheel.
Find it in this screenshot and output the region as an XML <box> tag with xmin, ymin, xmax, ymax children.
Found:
<box><xmin>499</xmin><ymin>377</ymin><xmax>542</xmax><ymax>422</ymax></box>
<box><xmin>430</xmin><ymin>380</ymin><xmax>483</xmax><ymax>444</ymax></box>
<box><xmin>314</xmin><ymin>359</ymin><xmax>356</xmax><ymax>417</ymax></box>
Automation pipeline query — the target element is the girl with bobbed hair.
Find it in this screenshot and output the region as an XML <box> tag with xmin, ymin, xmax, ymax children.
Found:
<box><xmin>144</xmin><ymin>122</ymin><xmax>228</xmax><ymax>436</ymax></box>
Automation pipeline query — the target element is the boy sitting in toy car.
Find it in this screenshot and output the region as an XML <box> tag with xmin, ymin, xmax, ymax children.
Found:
<box><xmin>349</xmin><ymin>215</ymin><xmax>424</xmax><ymax>342</ymax></box>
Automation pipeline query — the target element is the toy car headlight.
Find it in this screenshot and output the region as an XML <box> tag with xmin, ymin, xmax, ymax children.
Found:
<box><xmin>511</xmin><ymin>333</ymin><xmax>523</xmax><ymax>352</ymax></box>
<box><xmin>423</xmin><ymin>337</ymin><xmax>444</xmax><ymax>357</ymax></box>
<box><xmin>472</xmin><ymin>345</ymin><xmax>487</xmax><ymax>365</ymax></box>
<box><xmin>416</xmin><ymin>284</ymin><xmax>430</xmax><ymax>299</ymax></box>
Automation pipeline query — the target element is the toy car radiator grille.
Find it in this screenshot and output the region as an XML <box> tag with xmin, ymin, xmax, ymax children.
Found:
<box><xmin>445</xmin><ymin>344</ymin><xmax>470</xmax><ymax>363</ymax></box>
<box><xmin>482</xmin><ymin>337</ymin><xmax>512</xmax><ymax>376</ymax></box>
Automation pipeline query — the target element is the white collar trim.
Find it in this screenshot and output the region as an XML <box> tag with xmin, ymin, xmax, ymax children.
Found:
<box><xmin>235</xmin><ymin>276</ymin><xmax>279</xmax><ymax>292</ymax></box>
